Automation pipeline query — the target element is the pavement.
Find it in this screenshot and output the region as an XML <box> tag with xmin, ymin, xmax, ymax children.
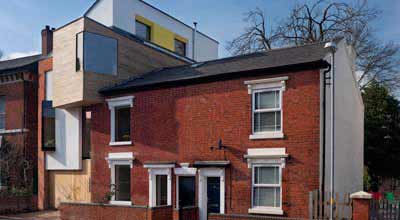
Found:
<box><xmin>0</xmin><ymin>211</ymin><xmax>60</xmax><ymax>220</ymax></box>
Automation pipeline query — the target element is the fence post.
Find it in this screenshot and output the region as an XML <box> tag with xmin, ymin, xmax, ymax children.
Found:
<box><xmin>350</xmin><ymin>191</ymin><xmax>372</xmax><ymax>220</ymax></box>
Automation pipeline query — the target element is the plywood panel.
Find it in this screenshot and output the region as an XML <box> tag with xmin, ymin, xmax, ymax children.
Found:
<box><xmin>49</xmin><ymin>159</ymin><xmax>91</xmax><ymax>208</ymax></box>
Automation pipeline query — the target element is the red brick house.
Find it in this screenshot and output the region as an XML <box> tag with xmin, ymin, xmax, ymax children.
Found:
<box><xmin>88</xmin><ymin>39</ymin><xmax>363</xmax><ymax>220</ymax></box>
<box><xmin>0</xmin><ymin>54</ymin><xmax>41</xmax><ymax>190</ymax></box>
<box><xmin>0</xmin><ymin>53</ymin><xmax>42</xmax><ymax>213</ymax></box>
<box><xmin>37</xmin><ymin>1</ymin><xmax>363</xmax><ymax>219</ymax></box>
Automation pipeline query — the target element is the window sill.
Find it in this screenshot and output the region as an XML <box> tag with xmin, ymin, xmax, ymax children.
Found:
<box><xmin>0</xmin><ymin>128</ymin><xmax>29</xmax><ymax>135</ymax></box>
<box><xmin>249</xmin><ymin>132</ymin><xmax>284</xmax><ymax>140</ymax></box>
<box><xmin>109</xmin><ymin>141</ymin><xmax>132</xmax><ymax>146</ymax></box>
<box><xmin>248</xmin><ymin>207</ymin><xmax>283</xmax><ymax>215</ymax></box>
<box><xmin>110</xmin><ymin>200</ymin><xmax>132</xmax><ymax>206</ymax></box>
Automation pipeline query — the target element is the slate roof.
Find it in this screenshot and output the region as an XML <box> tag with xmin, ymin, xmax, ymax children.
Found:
<box><xmin>0</xmin><ymin>54</ymin><xmax>43</xmax><ymax>73</ymax></box>
<box><xmin>100</xmin><ymin>41</ymin><xmax>331</xmax><ymax>95</ymax></box>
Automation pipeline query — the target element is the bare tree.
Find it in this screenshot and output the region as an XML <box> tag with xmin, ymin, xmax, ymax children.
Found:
<box><xmin>0</xmin><ymin>138</ymin><xmax>32</xmax><ymax>194</ymax></box>
<box><xmin>226</xmin><ymin>0</ymin><xmax>400</xmax><ymax>90</ymax></box>
<box><xmin>226</xmin><ymin>8</ymin><xmax>279</xmax><ymax>55</ymax></box>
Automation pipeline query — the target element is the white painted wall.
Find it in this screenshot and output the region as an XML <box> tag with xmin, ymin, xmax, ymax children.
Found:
<box><xmin>86</xmin><ymin>0</ymin><xmax>219</xmax><ymax>61</ymax></box>
<box><xmin>45</xmin><ymin>71</ymin><xmax>53</xmax><ymax>101</ymax></box>
<box><xmin>46</xmin><ymin>107</ymin><xmax>82</xmax><ymax>170</ymax></box>
<box><xmin>323</xmin><ymin>39</ymin><xmax>364</xmax><ymax>194</ymax></box>
<box><xmin>85</xmin><ymin>0</ymin><xmax>113</xmax><ymax>27</ymax></box>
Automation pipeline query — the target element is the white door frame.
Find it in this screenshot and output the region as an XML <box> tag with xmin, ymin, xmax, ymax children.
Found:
<box><xmin>198</xmin><ymin>168</ymin><xmax>225</xmax><ymax>220</ymax></box>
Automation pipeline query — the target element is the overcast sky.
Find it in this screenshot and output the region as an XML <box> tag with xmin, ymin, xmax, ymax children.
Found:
<box><xmin>0</xmin><ymin>0</ymin><xmax>399</xmax><ymax>60</ymax></box>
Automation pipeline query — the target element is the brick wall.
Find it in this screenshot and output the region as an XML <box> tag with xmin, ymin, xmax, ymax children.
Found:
<box><xmin>37</xmin><ymin>57</ymin><xmax>53</xmax><ymax>210</ymax></box>
<box><xmin>59</xmin><ymin>202</ymin><xmax>172</xmax><ymax>220</ymax></box>
<box><xmin>174</xmin><ymin>207</ymin><xmax>198</xmax><ymax>220</ymax></box>
<box><xmin>0</xmin><ymin>72</ymin><xmax>38</xmax><ymax>191</ymax></box>
<box><xmin>0</xmin><ymin>195</ymin><xmax>37</xmax><ymax>214</ymax></box>
<box><xmin>90</xmin><ymin>69</ymin><xmax>321</xmax><ymax>218</ymax></box>
<box><xmin>208</xmin><ymin>214</ymin><xmax>304</xmax><ymax>220</ymax></box>
<box><xmin>352</xmin><ymin>199</ymin><xmax>370</xmax><ymax>220</ymax></box>
<box><xmin>0</xmin><ymin>81</ymin><xmax>24</xmax><ymax>130</ymax></box>
<box><xmin>149</xmin><ymin>206</ymin><xmax>173</xmax><ymax>220</ymax></box>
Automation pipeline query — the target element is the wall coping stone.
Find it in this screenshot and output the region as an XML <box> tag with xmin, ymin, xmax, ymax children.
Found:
<box><xmin>350</xmin><ymin>191</ymin><xmax>372</xmax><ymax>199</ymax></box>
<box><xmin>60</xmin><ymin>201</ymin><xmax>148</xmax><ymax>209</ymax></box>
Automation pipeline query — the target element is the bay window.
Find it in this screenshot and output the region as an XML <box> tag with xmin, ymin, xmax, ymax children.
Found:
<box><xmin>76</xmin><ymin>32</ymin><xmax>118</xmax><ymax>75</ymax></box>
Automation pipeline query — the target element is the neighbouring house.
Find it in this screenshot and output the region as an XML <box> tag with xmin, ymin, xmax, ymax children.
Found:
<box><xmin>0</xmin><ymin>53</ymin><xmax>42</xmax><ymax>213</ymax></box>
<box><xmin>37</xmin><ymin>0</ymin><xmax>364</xmax><ymax>219</ymax></box>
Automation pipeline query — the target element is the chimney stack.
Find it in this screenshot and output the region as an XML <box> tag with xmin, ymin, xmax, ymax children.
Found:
<box><xmin>41</xmin><ymin>25</ymin><xmax>54</xmax><ymax>56</ymax></box>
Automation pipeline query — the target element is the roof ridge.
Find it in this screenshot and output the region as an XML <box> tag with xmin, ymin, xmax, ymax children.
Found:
<box><xmin>0</xmin><ymin>54</ymin><xmax>41</xmax><ymax>63</ymax></box>
<box><xmin>190</xmin><ymin>41</ymin><xmax>329</xmax><ymax>67</ymax></box>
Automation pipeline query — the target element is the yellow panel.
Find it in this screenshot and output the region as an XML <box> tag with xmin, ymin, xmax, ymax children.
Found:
<box><xmin>153</xmin><ymin>24</ymin><xmax>175</xmax><ymax>50</ymax></box>
<box><xmin>135</xmin><ymin>15</ymin><xmax>188</xmax><ymax>52</ymax></box>
<box><xmin>49</xmin><ymin>159</ymin><xmax>91</xmax><ymax>208</ymax></box>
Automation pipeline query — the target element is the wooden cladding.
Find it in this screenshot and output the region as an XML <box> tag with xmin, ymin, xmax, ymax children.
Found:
<box><xmin>52</xmin><ymin>17</ymin><xmax>186</xmax><ymax>108</ymax></box>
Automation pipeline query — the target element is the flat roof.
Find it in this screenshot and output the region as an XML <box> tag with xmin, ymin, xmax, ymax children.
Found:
<box><xmin>84</xmin><ymin>0</ymin><xmax>219</xmax><ymax>44</ymax></box>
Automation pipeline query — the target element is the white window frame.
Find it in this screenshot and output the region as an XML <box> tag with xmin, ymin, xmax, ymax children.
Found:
<box><xmin>106</xmin><ymin>96</ymin><xmax>134</xmax><ymax>146</ymax></box>
<box><xmin>245</xmin><ymin>77</ymin><xmax>288</xmax><ymax>140</ymax></box>
<box><xmin>250</xmin><ymin>164</ymin><xmax>283</xmax><ymax>215</ymax></box>
<box><xmin>175</xmin><ymin>164</ymin><xmax>197</xmax><ymax>209</ymax></box>
<box><xmin>245</xmin><ymin>148</ymin><xmax>287</xmax><ymax>215</ymax></box>
<box><xmin>145</xmin><ymin>164</ymin><xmax>174</xmax><ymax>207</ymax></box>
<box><xmin>105</xmin><ymin>152</ymin><xmax>135</xmax><ymax>206</ymax></box>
